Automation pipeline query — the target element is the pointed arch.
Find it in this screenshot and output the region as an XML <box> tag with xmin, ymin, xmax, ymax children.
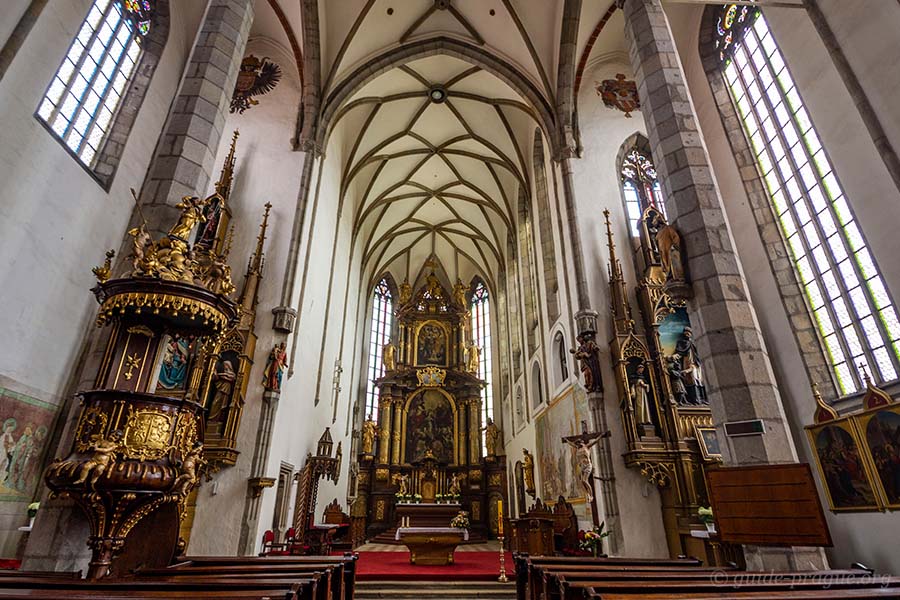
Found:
<box><xmin>517</xmin><ymin>186</ymin><xmax>539</xmax><ymax>355</ymax></box>
<box><xmin>364</xmin><ymin>273</ymin><xmax>397</xmax><ymax>418</ymax></box>
<box><xmin>615</xmin><ymin>133</ymin><xmax>666</xmax><ymax>241</ymax></box>
<box><xmin>469</xmin><ymin>276</ymin><xmax>494</xmax><ymax>449</ymax></box>
<box><xmin>699</xmin><ymin>5</ymin><xmax>900</xmax><ymax>396</ymax></box>
<box><xmin>533</xmin><ymin>128</ymin><xmax>560</xmax><ymax>325</ymax></box>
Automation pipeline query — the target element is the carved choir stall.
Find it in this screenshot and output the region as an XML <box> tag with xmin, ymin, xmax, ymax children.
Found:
<box><xmin>604</xmin><ymin>208</ymin><xmax>741</xmax><ymax>566</ymax></box>
<box><xmin>44</xmin><ymin>132</ymin><xmax>266</xmax><ymax>578</ymax></box>
<box><xmin>356</xmin><ymin>263</ymin><xmax>507</xmax><ymax>543</ymax></box>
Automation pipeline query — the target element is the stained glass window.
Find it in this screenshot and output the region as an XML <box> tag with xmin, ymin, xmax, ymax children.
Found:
<box><xmin>36</xmin><ymin>0</ymin><xmax>149</xmax><ymax>167</ymax></box>
<box><xmin>714</xmin><ymin>3</ymin><xmax>758</xmax><ymax>64</ymax></box>
<box><xmin>470</xmin><ymin>281</ymin><xmax>493</xmax><ymax>453</ymax></box>
<box><xmin>621</xmin><ymin>149</ymin><xmax>666</xmax><ymax>236</ymax></box>
<box><xmin>366</xmin><ymin>278</ymin><xmax>393</xmax><ymax>419</ymax></box>
<box><xmin>720</xmin><ymin>7</ymin><xmax>900</xmax><ymax>393</ymax></box>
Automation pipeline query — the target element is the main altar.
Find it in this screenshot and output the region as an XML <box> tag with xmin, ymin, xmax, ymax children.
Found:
<box><xmin>356</xmin><ymin>264</ymin><xmax>507</xmax><ymax>544</ymax></box>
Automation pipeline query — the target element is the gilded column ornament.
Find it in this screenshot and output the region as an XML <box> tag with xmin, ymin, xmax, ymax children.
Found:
<box><xmin>391</xmin><ymin>401</ymin><xmax>403</xmax><ymax>465</ymax></box>
<box><xmin>378</xmin><ymin>400</ymin><xmax>391</xmax><ymax>465</ymax></box>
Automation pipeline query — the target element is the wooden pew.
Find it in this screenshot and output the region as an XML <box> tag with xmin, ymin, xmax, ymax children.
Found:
<box><xmin>169</xmin><ymin>552</ymin><xmax>359</xmax><ymax>600</ymax></box>
<box><xmin>0</xmin><ymin>575</ymin><xmax>316</xmax><ymax>600</ymax></box>
<box><xmin>170</xmin><ymin>554</ymin><xmax>357</xmax><ymax>600</ymax></box>
<box><xmin>573</xmin><ymin>576</ymin><xmax>900</xmax><ymax>600</ymax></box>
<box><xmin>0</xmin><ymin>571</ymin><xmax>81</xmax><ymax>579</ymax></box>
<box><xmin>585</xmin><ymin>590</ymin><xmax>900</xmax><ymax>600</ymax></box>
<box><xmin>549</xmin><ymin>570</ymin><xmax>882</xmax><ymax>600</ymax></box>
<box><xmin>138</xmin><ymin>564</ymin><xmax>336</xmax><ymax>600</ymax></box>
<box><xmin>513</xmin><ymin>553</ymin><xmax>705</xmax><ymax>600</ymax></box>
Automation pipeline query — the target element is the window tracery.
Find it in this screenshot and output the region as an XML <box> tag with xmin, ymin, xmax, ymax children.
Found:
<box><xmin>470</xmin><ymin>280</ymin><xmax>493</xmax><ymax>442</ymax></box>
<box><xmin>621</xmin><ymin>149</ymin><xmax>666</xmax><ymax>237</ymax></box>
<box><xmin>719</xmin><ymin>7</ymin><xmax>900</xmax><ymax>393</ymax></box>
<box><xmin>366</xmin><ymin>278</ymin><xmax>393</xmax><ymax>418</ymax></box>
<box><xmin>36</xmin><ymin>0</ymin><xmax>152</xmax><ymax>168</ymax></box>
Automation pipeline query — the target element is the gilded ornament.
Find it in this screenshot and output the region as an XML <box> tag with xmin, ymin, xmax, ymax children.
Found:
<box><xmin>170</xmin><ymin>442</ymin><xmax>206</xmax><ymax>497</ymax></box>
<box><xmin>123</xmin><ymin>354</ymin><xmax>142</xmax><ymax>380</ymax></box>
<box><xmin>122</xmin><ymin>408</ymin><xmax>174</xmax><ymax>461</ymax></box>
<box><xmin>75</xmin><ymin>407</ymin><xmax>110</xmax><ymax>453</ymax></box>
<box><xmin>417</xmin><ymin>365</ymin><xmax>447</xmax><ymax>387</ymax></box>
<box><xmin>92</xmin><ymin>250</ymin><xmax>115</xmax><ymax>283</ymax></box>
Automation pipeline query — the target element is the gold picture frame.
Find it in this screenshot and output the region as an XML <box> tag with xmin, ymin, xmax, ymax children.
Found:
<box><xmin>805</xmin><ymin>417</ymin><xmax>882</xmax><ymax>512</ymax></box>
<box><xmin>693</xmin><ymin>425</ymin><xmax>722</xmax><ymax>461</ymax></box>
<box><xmin>855</xmin><ymin>404</ymin><xmax>900</xmax><ymax>510</ymax></box>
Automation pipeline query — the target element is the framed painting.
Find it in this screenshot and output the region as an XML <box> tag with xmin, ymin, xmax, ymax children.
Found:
<box><xmin>0</xmin><ymin>387</ymin><xmax>56</xmax><ymax>502</ymax></box>
<box><xmin>694</xmin><ymin>425</ymin><xmax>723</xmax><ymax>460</ymax></box>
<box><xmin>856</xmin><ymin>404</ymin><xmax>900</xmax><ymax>510</ymax></box>
<box><xmin>414</xmin><ymin>321</ymin><xmax>448</xmax><ymax>366</ymax></box>
<box><xmin>805</xmin><ymin>418</ymin><xmax>881</xmax><ymax>512</ymax></box>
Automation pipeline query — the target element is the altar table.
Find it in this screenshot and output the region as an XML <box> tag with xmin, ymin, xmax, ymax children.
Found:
<box><xmin>395</xmin><ymin>502</ymin><xmax>461</xmax><ymax>528</ymax></box>
<box><xmin>395</xmin><ymin>527</ymin><xmax>469</xmax><ymax>565</ymax></box>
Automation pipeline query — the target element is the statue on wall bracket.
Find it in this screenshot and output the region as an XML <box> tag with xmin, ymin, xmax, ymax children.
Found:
<box><xmin>262</xmin><ymin>342</ymin><xmax>288</xmax><ymax>392</ymax></box>
<box><xmin>571</xmin><ymin>330</ymin><xmax>604</xmax><ymax>394</ymax></box>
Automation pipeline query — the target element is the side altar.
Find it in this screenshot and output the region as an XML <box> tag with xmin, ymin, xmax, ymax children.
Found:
<box><xmin>356</xmin><ymin>264</ymin><xmax>507</xmax><ymax>544</ymax></box>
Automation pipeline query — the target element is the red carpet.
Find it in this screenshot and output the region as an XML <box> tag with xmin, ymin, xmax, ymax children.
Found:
<box><xmin>354</xmin><ymin>551</ymin><xmax>515</xmax><ymax>581</ymax></box>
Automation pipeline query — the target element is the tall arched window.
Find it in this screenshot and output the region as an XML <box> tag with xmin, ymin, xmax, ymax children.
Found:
<box><xmin>365</xmin><ymin>278</ymin><xmax>393</xmax><ymax>418</ymax></box>
<box><xmin>717</xmin><ymin>5</ymin><xmax>900</xmax><ymax>393</ymax></box>
<box><xmin>36</xmin><ymin>0</ymin><xmax>154</xmax><ymax>168</ymax></box>
<box><xmin>470</xmin><ymin>280</ymin><xmax>494</xmax><ymax>438</ymax></box>
<box><xmin>621</xmin><ymin>148</ymin><xmax>666</xmax><ymax>236</ymax></box>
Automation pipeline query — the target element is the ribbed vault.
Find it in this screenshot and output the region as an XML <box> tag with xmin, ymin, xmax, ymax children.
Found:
<box><xmin>332</xmin><ymin>54</ymin><xmax>545</xmax><ymax>290</ymax></box>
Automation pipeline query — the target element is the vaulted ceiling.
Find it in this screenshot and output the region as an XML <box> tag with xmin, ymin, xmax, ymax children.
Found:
<box><xmin>252</xmin><ymin>0</ymin><xmax>626</xmax><ymax>289</ymax></box>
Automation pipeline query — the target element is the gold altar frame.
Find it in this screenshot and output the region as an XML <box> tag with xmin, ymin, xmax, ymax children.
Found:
<box><xmin>413</xmin><ymin>320</ymin><xmax>452</xmax><ymax>367</ymax></box>
<box><xmin>401</xmin><ymin>386</ymin><xmax>459</xmax><ymax>465</ymax></box>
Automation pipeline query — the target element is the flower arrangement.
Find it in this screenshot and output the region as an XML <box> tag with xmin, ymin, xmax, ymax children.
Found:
<box><xmin>27</xmin><ymin>503</ymin><xmax>39</xmax><ymax>519</ymax></box>
<box><xmin>413</xmin><ymin>493</ymin><xmax>422</xmax><ymax>504</ymax></box>
<box><xmin>395</xmin><ymin>493</ymin><xmax>410</xmax><ymax>503</ymax></box>
<box><xmin>436</xmin><ymin>493</ymin><xmax>445</xmax><ymax>503</ymax></box>
<box><xmin>450</xmin><ymin>510</ymin><xmax>470</xmax><ymax>530</ymax></box>
<box><xmin>577</xmin><ymin>523</ymin><xmax>610</xmax><ymax>556</ymax></box>
<box><xmin>697</xmin><ymin>506</ymin><xmax>714</xmax><ymax>524</ymax></box>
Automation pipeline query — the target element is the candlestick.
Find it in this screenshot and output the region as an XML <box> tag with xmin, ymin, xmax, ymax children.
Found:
<box><xmin>497</xmin><ymin>535</ymin><xmax>508</xmax><ymax>583</ymax></box>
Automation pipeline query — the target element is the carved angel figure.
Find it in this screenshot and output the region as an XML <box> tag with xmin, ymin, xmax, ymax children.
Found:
<box><xmin>171</xmin><ymin>442</ymin><xmax>206</xmax><ymax>497</ymax></box>
<box><xmin>72</xmin><ymin>432</ymin><xmax>122</xmax><ymax>487</ymax></box>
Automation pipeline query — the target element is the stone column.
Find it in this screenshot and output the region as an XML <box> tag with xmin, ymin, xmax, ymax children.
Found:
<box><xmin>136</xmin><ymin>0</ymin><xmax>254</xmax><ymax>235</ymax></box>
<box><xmin>619</xmin><ymin>0</ymin><xmax>822</xmax><ymax>569</ymax></box>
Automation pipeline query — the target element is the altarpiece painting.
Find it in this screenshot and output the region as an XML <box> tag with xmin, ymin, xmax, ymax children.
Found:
<box><xmin>404</xmin><ymin>389</ymin><xmax>455</xmax><ymax>463</ymax></box>
<box><xmin>806</xmin><ymin>419</ymin><xmax>880</xmax><ymax>511</ymax></box>
<box><xmin>0</xmin><ymin>387</ymin><xmax>54</xmax><ymax>501</ymax></box>
<box><xmin>858</xmin><ymin>405</ymin><xmax>900</xmax><ymax>509</ymax></box>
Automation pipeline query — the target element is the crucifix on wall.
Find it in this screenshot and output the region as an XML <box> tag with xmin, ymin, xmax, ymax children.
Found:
<box><xmin>562</xmin><ymin>420</ymin><xmax>610</xmax><ymax>529</ymax></box>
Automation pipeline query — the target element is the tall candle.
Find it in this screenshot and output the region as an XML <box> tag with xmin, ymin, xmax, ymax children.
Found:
<box><xmin>497</xmin><ymin>499</ymin><xmax>503</xmax><ymax>536</ymax></box>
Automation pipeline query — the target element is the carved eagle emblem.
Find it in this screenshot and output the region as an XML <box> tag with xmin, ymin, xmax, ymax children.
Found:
<box><xmin>230</xmin><ymin>54</ymin><xmax>282</xmax><ymax>114</ymax></box>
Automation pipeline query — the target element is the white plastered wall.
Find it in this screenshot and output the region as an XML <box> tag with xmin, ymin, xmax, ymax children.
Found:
<box><xmin>0</xmin><ymin>0</ymin><xmax>204</xmax><ymax>557</ymax></box>
<box><xmin>185</xmin><ymin>34</ymin><xmax>307</xmax><ymax>555</ymax></box>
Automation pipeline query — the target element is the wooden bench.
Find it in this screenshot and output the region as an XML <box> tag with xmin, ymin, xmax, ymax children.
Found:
<box><xmin>513</xmin><ymin>553</ymin><xmax>705</xmax><ymax>600</ymax></box>
<box><xmin>573</xmin><ymin>575</ymin><xmax>900</xmax><ymax>600</ymax></box>
<box><xmin>170</xmin><ymin>554</ymin><xmax>357</xmax><ymax>600</ymax></box>
<box><xmin>138</xmin><ymin>564</ymin><xmax>337</xmax><ymax>600</ymax></box>
<box><xmin>0</xmin><ymin>576</ymin><xmax>314</xmax><ymax>600</ymax></box>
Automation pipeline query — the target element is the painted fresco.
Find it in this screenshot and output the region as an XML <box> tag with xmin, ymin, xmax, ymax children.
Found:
<box><xmin>405</xmin><ymin>389</ymin><xmax>454</xmax><ymax>463</ymax></box>
<box><xmin>535</xmin><ymin>387</ymin><xmax>591</xmax><ymax>504</ymax></box>
<box><xmin>0</xmin><ymin>387</ymin><xmax>55</xmax><ymax>501</ymax></box>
